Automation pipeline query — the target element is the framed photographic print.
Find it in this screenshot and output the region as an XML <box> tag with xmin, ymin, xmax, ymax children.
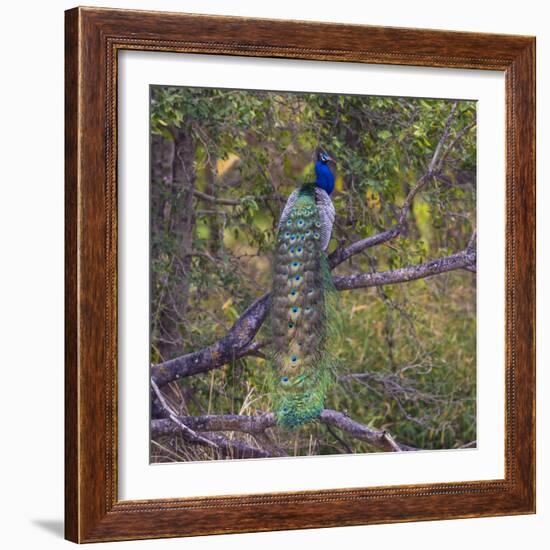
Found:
<box><xmin>65</xmin><ymin>6</ymin><xmax>535</xmax><ymax>543</ymax></box>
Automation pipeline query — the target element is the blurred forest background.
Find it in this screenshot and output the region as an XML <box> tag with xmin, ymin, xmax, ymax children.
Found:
<box><xmin>149</xmin><ymin>85</ymin><xmax>477</xmax><ymax>462</ymax></box>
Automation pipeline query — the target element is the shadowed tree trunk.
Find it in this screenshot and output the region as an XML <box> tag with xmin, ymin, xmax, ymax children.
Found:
<box><xmin>150</xmin><ymin>134</ymin><xmax>175</xmax><ymax>359</ymax></box>
<box><xmin>152</xmin><ymin>128</ymin><xmax>198</xmax><ymax>362</ymax></box>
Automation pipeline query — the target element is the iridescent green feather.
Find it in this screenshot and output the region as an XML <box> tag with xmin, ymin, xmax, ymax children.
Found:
<box><xmin>268</xmin><ymin>185</ymin><xmax>337</xmax><ymax>429</ymax></box>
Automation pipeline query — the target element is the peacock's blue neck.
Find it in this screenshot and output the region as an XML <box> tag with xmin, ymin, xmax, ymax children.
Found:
<box><xmin>315</xmin><ymin>160</ymin><xmax>335</xmax><ymax>195</ymax></box>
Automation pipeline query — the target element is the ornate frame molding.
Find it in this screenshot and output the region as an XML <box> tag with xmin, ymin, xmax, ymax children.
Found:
<box><xmin>65</xmin><ymin>7</ymin><xmax>535</xmax><ymax>542</ymax></box>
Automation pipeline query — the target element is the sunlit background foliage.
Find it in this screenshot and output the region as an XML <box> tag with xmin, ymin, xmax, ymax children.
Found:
<box><xmin>150</xmin><ymin>85</ymin><xmax>476</xmax><ymax>460</ymax></box>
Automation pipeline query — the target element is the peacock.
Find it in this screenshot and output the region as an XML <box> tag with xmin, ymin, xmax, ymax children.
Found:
<box><xmin>269</xmin><ymin>150</ymin><xmax>338</xmax><ymax>429</ymax></box>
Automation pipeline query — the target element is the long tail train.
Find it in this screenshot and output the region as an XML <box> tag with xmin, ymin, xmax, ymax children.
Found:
<box><xmin>269</xmin><ymin>184</ymin><xmax>336</xmax><ymax>428</ymax></box>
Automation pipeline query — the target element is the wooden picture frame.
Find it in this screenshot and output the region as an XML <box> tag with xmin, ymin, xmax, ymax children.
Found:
<box><xmin>65</xmin><ymin>6</ymin><xmax>536</xmax><ymax>543</ymax></box>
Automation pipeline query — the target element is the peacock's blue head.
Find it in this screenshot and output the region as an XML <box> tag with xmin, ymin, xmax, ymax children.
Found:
<box><xmin>315</xmin><ymin>149</ymin><xmax>336</xmax><ymax>195</ymax></box>
<box><xmin>318</xmin><ymin>151</ymin><xmax>333</xmax><ymax>163</ymax></box>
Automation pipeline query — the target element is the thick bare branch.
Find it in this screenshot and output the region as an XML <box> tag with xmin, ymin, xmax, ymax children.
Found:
<box><xmin>328</xmin><ymin>226</ymin><xmax>401</xmax><ymax>268</ymax></box>
<box><xmin>319</xmin><ymin>410</ymin><xmax>416</xmax><ymax>452</ymax></box>
<box><xmin>333</xmin><ymin>250</ymin><xmax>476</xmax><ymax>291</ymax></box>
<box><xmin>151</xmin><ymin>379</ymin><xmax>218</xmax><ymax>448</ymax></box>
<box><xmin>151</xmin><ymin>380</ymin><xmax>276</xmax><ymax>458</ymax></box>
<box><xmin>154</xmin><ymin>412</ymin><xmax>276</xmax><ymax>435</ymax></box>
<box><xmin>152</xmin><ymin>296</ymin><xmax>269</xmax><ymax>386</ymax></box>
<box><xmin>151</xmin><ymin>409</ymin><xmax>416</xmax><ymax>453</ymax></box>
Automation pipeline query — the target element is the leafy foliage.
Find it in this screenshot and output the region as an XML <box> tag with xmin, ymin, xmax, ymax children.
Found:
<box><xmin>149</xmin><ymin>85</ymin><xmax>476</xmax><ymax>460</ymax></box>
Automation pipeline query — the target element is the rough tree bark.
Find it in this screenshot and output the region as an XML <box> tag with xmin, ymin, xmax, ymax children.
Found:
<box><xmin>153</xmin><ymin>128</ymin><xmax>197</xmax><ymax>362</ymax></box>
<box><xmin>150</xmin><ymin>133</ymin><xmax>175</xmax><ymax>356</ymax></box>
<box><xmin>151</xmin><ymin>409</ymin><xmax>416</xmax><ymax>454</ymax></box>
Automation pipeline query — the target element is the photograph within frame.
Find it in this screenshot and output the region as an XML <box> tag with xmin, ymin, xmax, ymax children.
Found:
<box><xmin>148</xmin><ymin>84</ymin><xmax>478</xmax><ymax>463</ymax></box>
<box><xmin>118</xmin><ymin>50</ymin><xmax>506</xmax><ymax>501</ymax></box>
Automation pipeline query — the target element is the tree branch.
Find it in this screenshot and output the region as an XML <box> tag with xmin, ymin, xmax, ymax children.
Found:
<box><xmin>153</xmin><ymin>412</ymin><xmax>276</xmax><ymax>435</ymax></box>
<box><xmin>151</xmin><ymin>378</ymin><xmax>218</xmax><ymax>448</ymax></box>
<box><xmin>151</xmin><ymin>409</ymin><xmax>416</xmax><ymax>453</ymax></box>
<box><xmin>328</xmin><ymin>226</ymin><xmax>401</xmax><ymax>268</ymax></box>
<box><xmin>319</xmin><ymin>410</ymin><xmax>416</xmax><ymax>452</ymax></box>
<box><xmin>152</xmin><ymin>298</ymin><xmax>269</xmax><ymax>386</ymax></box>
<box><xmin>333</xmin><ymin>249</ymin><xmax>476</xmax><ymax>291</ymax></box>
<box><xmin>151</xmin><ymin>379</ymin><xmax>274</xmax><ymax>458</ymax></box>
